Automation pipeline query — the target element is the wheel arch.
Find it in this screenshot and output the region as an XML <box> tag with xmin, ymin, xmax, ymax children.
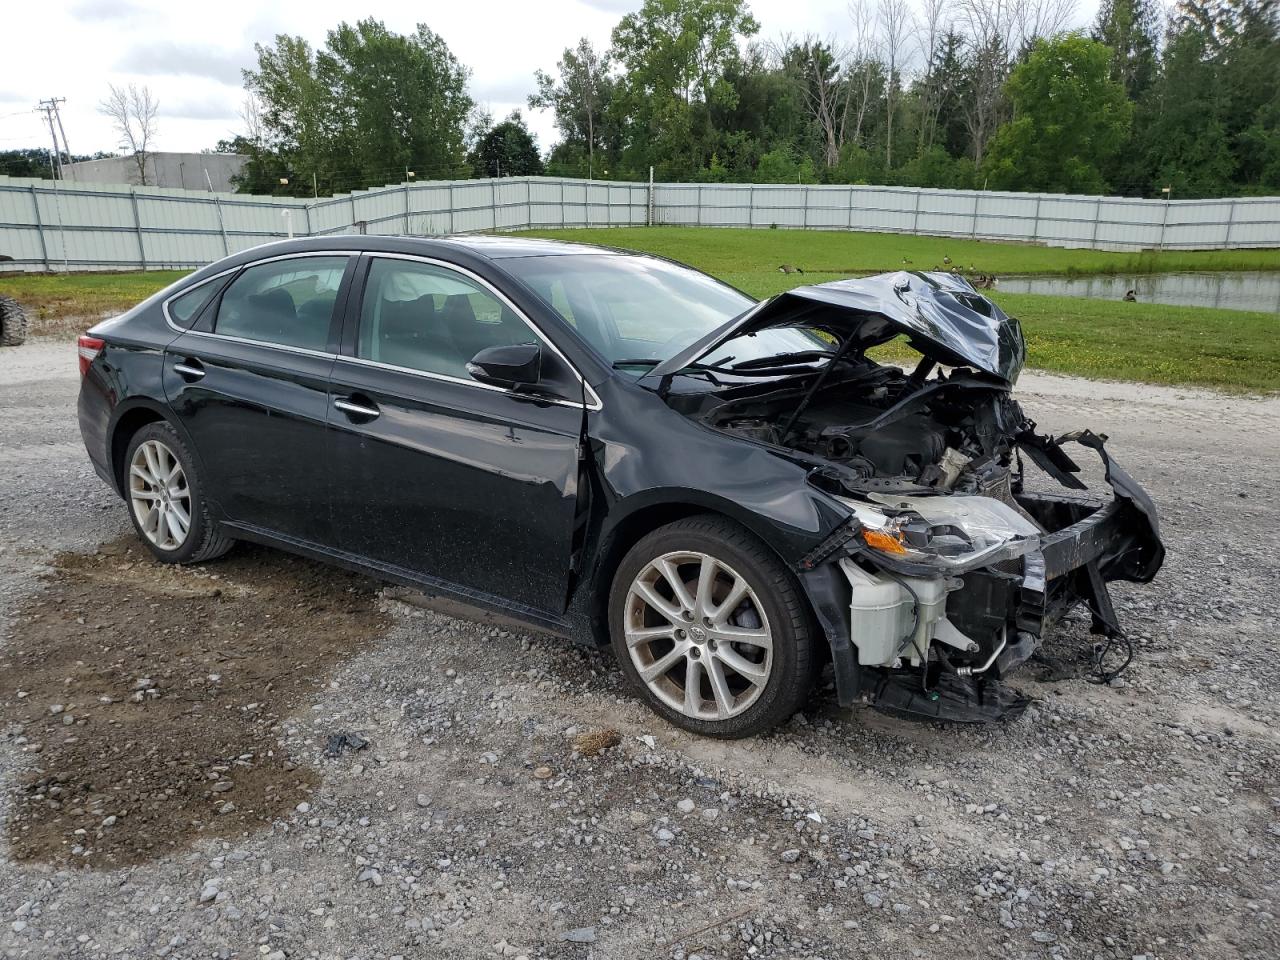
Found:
<box><xmin>107</xmin><ymin>400</ymin><xmax>204</xmax><ymax>498</ymax></box>
<box><xmin>581</xmin><ymin>490</ymin><xmax>820</xmax><ymax>648</ymax></box>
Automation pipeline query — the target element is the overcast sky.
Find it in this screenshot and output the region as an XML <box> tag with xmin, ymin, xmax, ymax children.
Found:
<box><xmin>1</xmin><ymin>0</ymin><xmax>1098</xmax><ymax>163</ymax></box>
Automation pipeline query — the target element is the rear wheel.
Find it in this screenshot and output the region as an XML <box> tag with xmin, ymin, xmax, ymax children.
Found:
<box><xmin>123</xmin><ymin>422</ymin><xmax>233</xmax><ymax>564</ymax></box>
<box><xmin>0</xmin><ymin>296</ymin><xmax>28</xmax><ymax>347</ymax></box>
<box><xmin>608</xmin><ymin>516</ymin><xmax>816</xmax><ymax>738</ymax></box>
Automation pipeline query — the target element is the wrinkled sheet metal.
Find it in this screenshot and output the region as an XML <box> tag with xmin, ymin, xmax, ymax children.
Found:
<box><xmin>650</xmin><ymin>270</ymin><xmax>1027</xmax><ymax>384</ymax></box>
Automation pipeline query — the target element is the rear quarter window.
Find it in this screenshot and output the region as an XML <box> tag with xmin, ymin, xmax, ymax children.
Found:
<box><xmin>166</xmin><ymin>279</ymin><xmax>223</xmax><ymax>329</ymax></box>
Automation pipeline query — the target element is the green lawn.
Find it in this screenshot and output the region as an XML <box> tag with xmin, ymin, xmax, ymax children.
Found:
<box><xmin>525</xmin><ymin>226</ymin><xmax>1280</xmax><ymax>280</ymax></box>
<box><xmin>0</xmin><ymin>270</ymin><xmax>185</xmax><ymax>337</ymax></box>
<box><xmin>3</xmin><ymin>227</ymin><xmax>1276</xmax><ymax>392</ymax></box>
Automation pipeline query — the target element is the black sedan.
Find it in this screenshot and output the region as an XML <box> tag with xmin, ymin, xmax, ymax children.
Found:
<box><xmin>77</xmin><ymin>235</ymin><xmax>1164</xmax><ymax>737</ymax></box>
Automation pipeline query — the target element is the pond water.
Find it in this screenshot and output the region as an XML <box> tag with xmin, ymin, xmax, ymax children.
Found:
<box><xmin>997</xmin><ymin>271</ymin><xmax>1280</xmax><ymax>314</ymax></box>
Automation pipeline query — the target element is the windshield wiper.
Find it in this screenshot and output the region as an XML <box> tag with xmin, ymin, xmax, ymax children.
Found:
<box><xmin>728</xmin><ymin>350</ymin><xmax>834</xmax><ymax>371</ymax></box>
<box><xmin>612</xmin><ymin>358</ymin><xmax>663</xmax><ymax>369</ymax></box>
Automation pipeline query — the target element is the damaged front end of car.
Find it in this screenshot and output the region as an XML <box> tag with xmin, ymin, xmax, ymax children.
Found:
<box><xmin>649</xmin><ymin>270</ymin><xmax>1165</xmax><ymax>722</ymax></box>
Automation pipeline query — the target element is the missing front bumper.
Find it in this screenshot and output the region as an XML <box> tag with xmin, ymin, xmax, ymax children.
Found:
<box><xmin>801</xmin><ymin>438</ymin><xmax>1165</xmax><ymax>723</ymax></box>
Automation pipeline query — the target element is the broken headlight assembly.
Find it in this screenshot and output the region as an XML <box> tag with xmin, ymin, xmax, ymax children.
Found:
<box><xmin>837</xmin><ymin>493</ymin><xmax>1042</xmax><ymax>572</ymax></box>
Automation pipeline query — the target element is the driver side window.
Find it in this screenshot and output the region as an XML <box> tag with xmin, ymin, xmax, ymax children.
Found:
<box><xmin>358</xmin><ymin>258</ymin><xmax>535</xmax><ymax>381</ymax></box>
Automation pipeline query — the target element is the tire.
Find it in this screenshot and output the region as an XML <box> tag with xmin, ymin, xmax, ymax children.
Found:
<box><xmin>608</xmin><ymin>515</ymin><xmax>816</xmax><ymax>738</ymax></box>
<box><xmin>122</xmin><ymin>421</ymin><xmax>234</xmax><ymax>564</ymax></box>
<box><xmin>0</xmin><ymin>296</ymin><xmax>28</xmax><ymax>347</ymax></box>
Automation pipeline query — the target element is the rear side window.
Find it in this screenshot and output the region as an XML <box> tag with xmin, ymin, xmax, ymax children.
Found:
<box><xmin>167</xmin><ymin>279</ymin><xmax>222</xmax><ymax>329</ymax></box>
<box><xmin>214</xmin><ymin>256</ymin><xmax>348</xmax><ymax>351</ymax></box>
<box><xmin>356</xmin><ymin>258</ymin><xmax>536</xmax><ymax>381</ymax></box>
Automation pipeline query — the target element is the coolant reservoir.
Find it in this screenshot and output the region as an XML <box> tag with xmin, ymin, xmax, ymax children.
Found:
<box><xmin>838</xmin><ymin>559</ymin><xmax>950</xmax><ymax>666</ymax></box>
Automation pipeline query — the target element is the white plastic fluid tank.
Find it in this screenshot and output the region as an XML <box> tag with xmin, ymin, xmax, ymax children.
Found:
<box><xmin>839</xmin><ymin>559</ymin><xmax>950</xmax><ymax>666</ymax></box>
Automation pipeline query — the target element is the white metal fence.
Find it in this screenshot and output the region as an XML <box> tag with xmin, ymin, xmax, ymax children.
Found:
<box><xmin>1</xmin><ymin>174</ymin><xmax>1275</xmax><ymax>273</ymax></box>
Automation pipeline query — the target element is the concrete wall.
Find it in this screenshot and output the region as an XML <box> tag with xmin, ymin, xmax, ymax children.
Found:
<box><xmin>0</xmin><ymin>173</ymin><xmax>1275</xmax><ymax>273</ymax></box>
<box><xmin>62</xmin><ymin>153</ymin><xmax>247</xmax><ymax>193</ymax></box>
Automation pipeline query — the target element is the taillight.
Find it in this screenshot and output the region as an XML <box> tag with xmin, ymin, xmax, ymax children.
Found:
<box><xmin>77</xmin><ymin>335</ymin><xmax>105</xmax><ymax>377</ymax></box>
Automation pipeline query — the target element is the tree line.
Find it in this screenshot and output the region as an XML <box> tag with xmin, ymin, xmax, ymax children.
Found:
<box><xmin>4</xmin><ymin>0</ymin><xmax>1274</xmax><ymax>198</ymax></box>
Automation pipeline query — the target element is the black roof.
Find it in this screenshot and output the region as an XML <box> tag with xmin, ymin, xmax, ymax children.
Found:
<box><xmin>221</xmin><ymin>234</ymin><xmax>626</xmax><ymax>266</ymax></box>
<box><xmin>435</xmin><ymin>235</ymin><xmax>621</xmax><ymax>259</ymax></box>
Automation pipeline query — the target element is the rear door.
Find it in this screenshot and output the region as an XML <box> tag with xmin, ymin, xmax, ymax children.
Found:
<box><xmin>163</xmin><ymin>253</ymin><xmax>355</xmax><ymax>544</ymax></box>
<box><xmin>326</xmin><ymin>254</ymin><xmax>585</xmax><ymax>617</ymax></box>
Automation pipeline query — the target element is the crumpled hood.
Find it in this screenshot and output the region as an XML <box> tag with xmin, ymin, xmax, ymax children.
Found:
<box><xmin>649</xmin><ymin>271</ymin><xmax>1027</xmax><ymax>384</ymax></box>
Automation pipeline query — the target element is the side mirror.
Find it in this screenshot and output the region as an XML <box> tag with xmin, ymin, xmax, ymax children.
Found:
<box><xmin>466</xmin><ymin>342</ymin><xmax>541</xmax><ymax>388</ymax></box>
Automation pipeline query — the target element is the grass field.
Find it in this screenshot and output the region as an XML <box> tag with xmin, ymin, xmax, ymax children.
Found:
<box><xmin>0</xmin><ymin>271</ymin><xmax>184</xmax><ymax>338</ymax></box>
<box><xmin>526</xmin><ymin>226</ymin><xmax>1280</xmax><ymax>282</ymax></box>
<box><xmin>2</xmin><ymin>227</ymin><xmax>1276</xmax><ymax>391</ymax></box>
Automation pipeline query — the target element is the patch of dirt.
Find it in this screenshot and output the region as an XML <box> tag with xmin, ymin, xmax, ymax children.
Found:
<box><xmin>0</xmin><ymin>537</ymin><xmax>389</xmax><ymax>868</ymax></box>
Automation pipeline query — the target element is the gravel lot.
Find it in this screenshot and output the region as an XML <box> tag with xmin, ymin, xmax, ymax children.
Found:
<box><xmin>1</xmin><ymin>338</ymin><xmax>1277</xmax><ymax>960</ymax></box>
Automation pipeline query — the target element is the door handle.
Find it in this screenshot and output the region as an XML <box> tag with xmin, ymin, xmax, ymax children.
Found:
<box><xmin>173</xmin><ymin>358</ymin><xmax>205</xmax><ymax>381</ymax></box>
<box><xmin>333</xmin><ymin>396</ymin><xmax>380</xmax><ymax>420</ymax></box>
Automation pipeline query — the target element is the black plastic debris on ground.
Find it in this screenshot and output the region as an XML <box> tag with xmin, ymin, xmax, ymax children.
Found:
<box><xmin>324</xmin><ymin>732</ymin><xmax>370</xmax><ymax>758</ymax></box>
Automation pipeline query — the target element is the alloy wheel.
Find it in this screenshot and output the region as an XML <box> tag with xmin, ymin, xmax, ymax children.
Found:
<box><xmin>128</xmin><ymin>439</ymin><xmax>192</xmax><ymax>551</ymax></box>
<box><xmin>623</xmin><ymin>550</ymin><xmax>773</xmax><ymax>721</ymax></box>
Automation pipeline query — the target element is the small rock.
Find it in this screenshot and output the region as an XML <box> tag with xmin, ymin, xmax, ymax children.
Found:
<box><xmin>532</xmin><ymin>767</ymin><xmax>553</xmax><ymax>780</ymax></box>
<box><xmin>780</xmin><ymin>849</ymin><xmax>801</xmax><ymax>864</ymax></box>
<box><xmin>561</xmin><ymin>928</ymin><xmax>596</xmax><ymax>944</ymax></box>
<box><xmin>676</xmin><ymin>799</ymin><xmax>695</xmax><ymax>815</ymax></box>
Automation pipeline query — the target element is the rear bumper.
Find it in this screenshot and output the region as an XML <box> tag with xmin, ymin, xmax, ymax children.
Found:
<box><xmin>77</xmin><ymin>379</ymin><xmax>116</xmax><ymax>493</ymax></box>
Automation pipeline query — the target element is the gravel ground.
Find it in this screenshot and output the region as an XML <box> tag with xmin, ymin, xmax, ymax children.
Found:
<box><xmin>1</xmin><ymin>338</ymin><xmax>1277</xmax><ymax>960</ymax></box>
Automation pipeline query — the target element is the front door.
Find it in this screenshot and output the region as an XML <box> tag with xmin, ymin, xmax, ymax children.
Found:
<box><xmin>163</xmin><ymin>253</ymin><xmax>353</xmax><ymax>544</ymax></box>
<box><xmin>326</xmin><ymin>255</ymin><xmax>585</xmax><ymax>618</ymax></box>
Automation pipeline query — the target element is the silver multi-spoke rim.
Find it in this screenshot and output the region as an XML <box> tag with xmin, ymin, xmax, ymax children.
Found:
<box><xmin>624</xmin><ymin>550</ymin><xmax>773</xmax><ymax>721</ymax></box>
<box><xmin>128</xmin><ymin>439</ymin><xmax>191</xmax><ymax>551</ymax></box>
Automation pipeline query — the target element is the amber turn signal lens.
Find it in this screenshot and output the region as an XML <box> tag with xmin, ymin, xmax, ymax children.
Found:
<box><xmin>862</xmin><ymin>528</ymin><xmax>907</xmax><ymax>554</ymax></box>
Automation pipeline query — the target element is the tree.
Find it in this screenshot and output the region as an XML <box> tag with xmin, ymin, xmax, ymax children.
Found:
<box><xmin>983</xmin><ymin>34</ymin><xmax>1133</xmax><ymax>193</ymax></box>
<box><xmin>956</xmin><ymin>0</ymin><xmax>1014</xmax><ymax>167</ymax></box>
<box><xmin>469</xmin><ymin>112</ymin><xmax>545</xmax><ymax>178</ymax></box>
<box><xmin>877</xmin><ymin>0</ymin><xmax>912</xmax><ymax>167</ymax></box>
<box><xmin>774</xmin><ymin>37</ymin><xmax>853</xmax><ymax>169</ymax></box>
<box><xmin>0</xmin><ymin>148</ymin><xmax>110</xmax><ymax>179</ymax></box>
<box><xmin>609</xmin><ymin>0</ymin><xmax>759</xmax><ymax>178</ymax></box>
<box><xmin>1092</xmin><ymin>0</ymin><xmax>1160</xmax><ymax>99</ymax></box>
<box><xmin>99</xmin><ymin>83</ymin><xmax>159</xmax><ymax>185</ymax></box>
<box><xmin>753</xmin><ymin>143</ymin><xmax>818</xmax><ymax>182</ymax></box>
<box><xmin>529</xmin><ymin>38</ymin><xmax>615</xmax><ymax>178</ymax></box>
<box><xmin>846</xmin><ymin>0</ymin><xmax>884</xmax><ymax>149</ymax></box>
<box><xmin>241</xmin><ymin>20</ymin><xmax>473</xmax><ymax>194</ymax></box>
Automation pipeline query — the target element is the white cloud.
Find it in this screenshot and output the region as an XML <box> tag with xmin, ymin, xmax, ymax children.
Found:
<box><xmin>118</xmin><ymin>42</ymin><xmax>252</xmax><ymax>86</ymax></box>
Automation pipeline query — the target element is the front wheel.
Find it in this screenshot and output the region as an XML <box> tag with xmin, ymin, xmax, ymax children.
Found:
<box><xmin>608</xmin><ymin>516</ymin><xmax>817</xmax><ymax>738</ymax></box>
<box><xmin>123</xmin><ymin>422</ymin><xmax>233</xmax><ymax>564</ymax></box>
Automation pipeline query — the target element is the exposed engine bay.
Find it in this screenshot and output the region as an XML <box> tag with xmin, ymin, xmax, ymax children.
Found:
<box><xmin>707</xmin><ymin>364</ymin><xmax>1028</xmax><ymax>501</ymax></box>
<box><xmin>649</xmin><ymin>271</ymin><xmax>1166</xmax><ymax>723</ymax></box>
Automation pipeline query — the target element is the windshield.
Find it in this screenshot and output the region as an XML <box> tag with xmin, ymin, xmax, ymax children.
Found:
<box><xmin>700</xmin><ymin>325</ymin><xmax>839</xmax><ymax>370</ymax></box>
<box><xmin>500</xmin><ymin>254</ymin><xmax>753</xmax><ymax>369</ymax></box>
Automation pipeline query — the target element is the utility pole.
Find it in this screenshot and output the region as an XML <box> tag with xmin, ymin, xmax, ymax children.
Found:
<box><xmin>36</xmin><ymin>99</ymin><xmax>68</xmax><ymax>179</ymax></box>
<box><xmin>50</xmin><ymin>99</ymin><xmax>73</xmax><ymax>179</ymax></box>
